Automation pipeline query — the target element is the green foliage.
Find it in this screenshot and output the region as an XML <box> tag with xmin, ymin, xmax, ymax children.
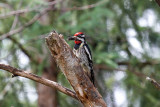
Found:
<box><xmin>95</xmin><ymin>52</ymin><xmax>118</xmax><ymax>68</ymax></box>
<box><xmin>0</xmin><ymin>0</ymin><xmax>160</xmax><ymax>106</ymax></box>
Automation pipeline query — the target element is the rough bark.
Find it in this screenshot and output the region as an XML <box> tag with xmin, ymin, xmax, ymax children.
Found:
<box><xmin>37</xmin><ymin>59</ymin><xmax>58</xmax><ymax>107</ymax></box>
<box><xmin>45</xmin><ymin>31</ymin><xmax>107</xmax><ymax>107</ymax></box>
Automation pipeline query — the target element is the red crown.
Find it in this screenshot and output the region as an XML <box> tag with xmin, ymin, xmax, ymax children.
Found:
<box><xmin>74</xmin><ymin>32</ymin><xmax>83</xmax><ymax>36</ymax></box>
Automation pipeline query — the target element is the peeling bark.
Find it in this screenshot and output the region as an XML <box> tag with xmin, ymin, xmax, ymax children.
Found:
<box><xmin>45</xmin><ymin>31</ymin><xmax>107</xmax><ymax>107</ymax></box>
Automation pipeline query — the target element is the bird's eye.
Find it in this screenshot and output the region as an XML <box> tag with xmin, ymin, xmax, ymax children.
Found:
<box><xmin>77</xmin><ymin>34</ymin><xmax>81</xmax><ymax>37</ymax></box>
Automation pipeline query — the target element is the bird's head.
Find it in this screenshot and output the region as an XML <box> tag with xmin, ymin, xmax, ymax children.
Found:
<box><xmin>68</xmin><ymin>32</ymin><xmax>85</xmax><ymax>44</ymax></box>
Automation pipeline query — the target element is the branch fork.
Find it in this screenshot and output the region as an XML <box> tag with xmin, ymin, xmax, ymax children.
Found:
<box><xmin>45</xmin><ymin>31</ymin><xmax>107</xmax><ymax>107</ymax></box>
<box><xmin>0</xmin><ymin>31</ymin><xmax>107</xmax><ymax>107</ymax></box>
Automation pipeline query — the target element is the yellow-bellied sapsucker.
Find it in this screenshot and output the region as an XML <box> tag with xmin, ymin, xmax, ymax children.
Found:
<box><xmin>68</xmin><ymin>32</ymin><xmax>94</xmax><ymax>85</ymax></box>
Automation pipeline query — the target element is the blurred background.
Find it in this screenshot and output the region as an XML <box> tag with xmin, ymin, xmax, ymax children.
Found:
<box><xmin>0</xmin><ymin>0</ymin><xmax>160</xmax><ymax>107</ymax></box>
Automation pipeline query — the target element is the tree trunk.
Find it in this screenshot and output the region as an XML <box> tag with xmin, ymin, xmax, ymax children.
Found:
<box><xmin>37</xmin><ymin>60</ymin><xmax>58</xmax><ymax>107</ymax></box>
<box><xmin>46</xmin><ymin>31</ymin><xmax>107</xmax><ymax>107</ymax></box>
<box><xmin>37</xmin><ymin>0</ymin><xmax>59</xmax><ymax>106</ymax></box>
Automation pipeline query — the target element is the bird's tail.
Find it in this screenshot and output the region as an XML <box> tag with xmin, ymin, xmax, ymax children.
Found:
<box><xmin>90</xmin><ymin>69</ymin><xmax>95</xmax><ymax>86</ymax></box>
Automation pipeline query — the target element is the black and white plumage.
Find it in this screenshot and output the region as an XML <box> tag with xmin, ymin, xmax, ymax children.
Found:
<box><xmin>68</xmin><ymin>32</ymin><xmax>94</xmax><ymax>85</ymax></box>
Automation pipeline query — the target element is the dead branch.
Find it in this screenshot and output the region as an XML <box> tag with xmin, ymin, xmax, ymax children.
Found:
<box><xmin>0</xmin><ymin>8</ymin><xmax>36</xmax><ymax>19</ymax></box>
<box><xmin>0</xmin><ymin>64</ymin><xmax>77</xmax><ymax>100</ymax></box>
<box><xmin>0</xmin><ymin>0</ymin><xmax>62</xmax><ymax>40</ymax></box>
<box><xmin>146</xmin><ymin>77</ymin><xmax>160</xmax><ymax>90</ymax></box>
<box><xmin>0</xmin><ymin>0</ymin><xmax>106</xmax><ymax>20</ymax></box>
<box><xmin>0</xmin><ymin>0</ymin><xmax>107</xmax><ymax>41</ymax></box>
<box><xmin>0</xmin><ymin>0</ymin><xmax>62</xmax><ymax>19</ymax></box>
<box><xmin>66</xmin><ymin>0</ymin><xmax>108</xmax><ymax>11</ymax></box>
<box><xmin>0</xmin><ymin>3</ymin><xmax>12</xmax><ymax>9</ymax></box>
<box><xmin>0</xmin><ymin>7</ymin><xmax>52</xmax><ymax>40</ymax></box>
<box><xmin>6</xmin><ymin>2</ymin><xmax>37</xmax><ymax>63</ymax></box>
<box><xmin>45</xmin><ymin>31</ymin><xmax>107</xmax><ymax>107</ymax></box>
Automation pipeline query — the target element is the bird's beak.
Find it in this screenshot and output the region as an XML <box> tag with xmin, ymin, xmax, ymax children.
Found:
<box><xmin>68</xmin><ymin>36</ymin><xmax>76</xmax><ymax>41</ymax></box>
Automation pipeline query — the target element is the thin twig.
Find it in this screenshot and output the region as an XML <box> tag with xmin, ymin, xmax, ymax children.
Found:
<box><xmin>9</xmin><ymin>0</ymin><xmax>22</xmax><ymax>30</ymax></box>
<box><xmin>6</xmin><ymin>1</ymin><xmax>38</xmax><ymax>64</ymax></box>
<box><xmin>0</xmin><ymin>3</ymin><xmax>12</xmax><ymax>9</ymax></box>
<box><xmin>0</xmin><ymin>64</ymin><xmax>78</xmax><ymax>100</ymax></box>
<box><xmin>0</xmin><ymin>0</ymin><xmax>62</xmax><ymax>40</ymax></box>
<box><xmin>67</xmin><ymin>0</ymin><xmax>109</xmax><ymax>11</ymax></box>
<box><xmin>0</xmin><ymin>0</ymin><xmax>62</xmax><ymax>19</ymax></box>
<box><xmin>60</xmin><ymin>0</ymin><xmax>109</xmax><ymax>12</ymax></box>
<box><xmin>0</xmin><ymin>8</ymin><xmax>37</xmax><ymax>19</ymax></box>
<box><xmin>0</xmin><ymin>0</ymin><xmax>108</xmax><ymax>41</ymax></box>
<box><xmin>0</xmin><ymin>7</ymin><xmax>52</xmax><ymax>40</ymax></box>
<box><xmin>146</xmin><ymin>77</ymin><xmax>160</xmax><ymax>90</ymax></box>
<box><xmin>10</xmin><ymin>14</ymin><xmax>19</xmax><ymax>30</ymax></box>
<box><xmin>0</xmin><ymin>0</ymin><xmax>106</xmax><ymax>19</ymax></box>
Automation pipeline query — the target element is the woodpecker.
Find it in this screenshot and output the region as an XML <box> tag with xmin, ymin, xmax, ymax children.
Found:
<box><xmin>68</xmin><ymin>32</ymin><xmax>94</xmax><ymax>85</ymax></box>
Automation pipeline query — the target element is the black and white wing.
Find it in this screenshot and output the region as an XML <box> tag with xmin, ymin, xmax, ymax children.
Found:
<box><xmin>84</xmin><ymin>44</ymin><xmax>94</xmax><ymax>85</ymax></box>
